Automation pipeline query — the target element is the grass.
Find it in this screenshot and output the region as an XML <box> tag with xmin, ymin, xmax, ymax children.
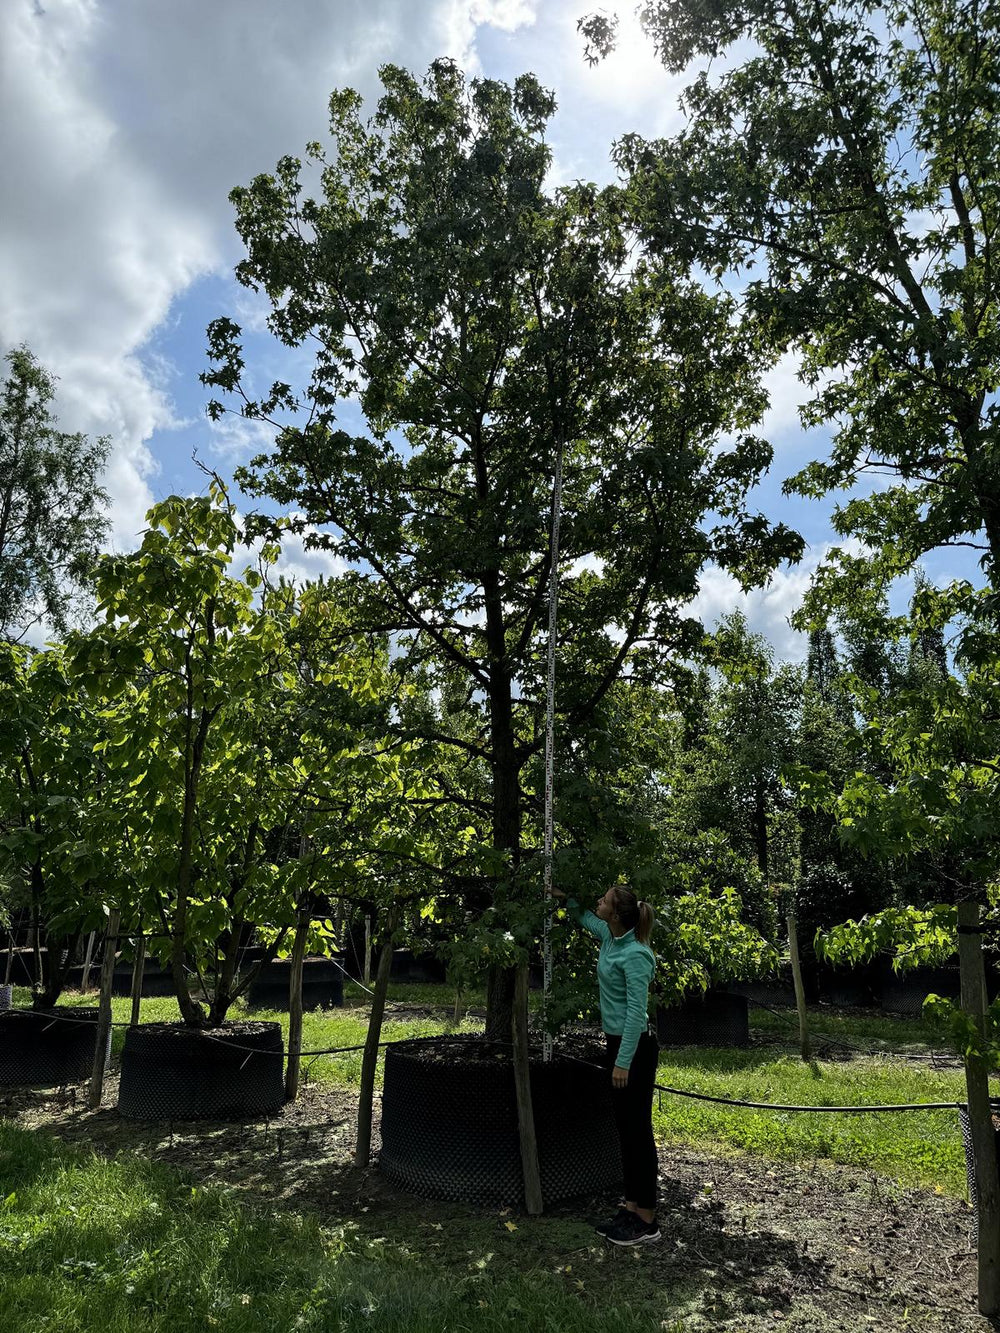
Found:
<box><xmin>0</xmin><ymin>1122</ymin><xmax>684</xmax><ymax>1333</ymax></box>
<box><xmin>651</xmin><ymin>1045</ymin><xmax>968</xmax><ymax>1194</ymax></box>
<box><xmin>17</xmin><ymin>984</ymin><xmax>977</xmax><ymax>1195</ymax></box>
<box><xmin>1</xmin><ymin>987</ymin><xmax>983</xmax><ymax>1331</ymax></box>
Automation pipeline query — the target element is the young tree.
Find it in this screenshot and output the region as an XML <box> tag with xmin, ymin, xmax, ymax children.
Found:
<box><xmin>203</xmin><ymin>61</ymin><xmax>803</xmax><ymax>1040</ymax></box>
<box><xmin>794</xmin><ymin>579</ymin><xmax>1000</xmax><ymax>1311</ymax></box>
<box><xmin>70</xmin><ymin>490</ymin><xmax>419</xmax><ymax>1027</ymax></box>
<box><xmin>0</xmin><ymin>643</ymin><xmax>110</xmax><ymax>1008</ymax></box>
<box><xmin>0</xmin><ymin>347</ymin><xmax>110</xmax><ymax>640</ymax></box>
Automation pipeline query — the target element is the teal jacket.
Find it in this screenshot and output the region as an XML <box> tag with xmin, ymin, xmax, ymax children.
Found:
<box><xmin>567</xmin><ymin>898</ymin><xmax>656</xmax><ymax>1070</ymax></box>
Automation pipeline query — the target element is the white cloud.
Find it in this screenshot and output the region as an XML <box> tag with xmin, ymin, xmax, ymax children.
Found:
<box><xmin>0</xmin><ymin>0</ymin><xmax>541</xmax><ymax>563</ymax></box>
<box><xmin>691</xmin><ymin>558</ymin><xmax>816</xmax><ymax>663</ymax></box>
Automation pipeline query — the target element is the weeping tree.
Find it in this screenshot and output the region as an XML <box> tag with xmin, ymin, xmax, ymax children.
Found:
<box><xmin>203</xmin><ymin>60</ymin><xmax>802</xmax><ymax>1045</ymax></box>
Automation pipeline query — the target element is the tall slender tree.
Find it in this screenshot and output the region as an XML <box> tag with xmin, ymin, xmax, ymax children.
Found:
<box><xmin>0</xmin><ymin>347</ymin><xmax>110</xmax><ymax>640</ymax></box>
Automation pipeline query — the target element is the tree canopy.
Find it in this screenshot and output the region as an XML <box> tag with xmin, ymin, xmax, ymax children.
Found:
<box><xmin>0</xmin><ymin>347</ymin><xmax>110</xmax><ymax>641</ymax></box>
<box><xmin>202</xmin><ymin>60</ymin><xmax>803</xmax><ymax>1032</ymax></box>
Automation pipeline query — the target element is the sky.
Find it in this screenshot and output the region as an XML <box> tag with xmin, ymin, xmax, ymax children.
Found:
<box><xmin>0</xmin><ymin>0</ymin><xmax>975</xmax><ymax>659</ymax></box>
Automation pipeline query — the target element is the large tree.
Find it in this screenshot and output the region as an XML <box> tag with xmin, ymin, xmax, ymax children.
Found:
<box><xmin>203</xmin><ymin>60</ymin><xmax>802</xmax><ymax>1038</ymax></box>
<box><xmin>0</xmin><ymin>347</ymin><xmax>110</xmax><ymax>640</ymax></box>
<box><xmin>587</xmin><ymin>0</ymin><xmax>1000</xmax><ymax>596</ymax></box>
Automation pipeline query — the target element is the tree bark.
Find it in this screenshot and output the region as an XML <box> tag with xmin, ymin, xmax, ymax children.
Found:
<box><xmin>355</xmin><ymin>910</ymin><xmax>397</xmax><ymax>1166</ymax></box>
<box><xmin>512</xmin><ymin>960</ymin><xmax>543</xmax><ymax>1214</ymax></box>
<box><xmin>786</xmin><ymin>913</ymin><xmax>812</xmax><ymax>1064</ymax></box>
<box><xmin>88</xmin><ymin>911</ymin><xmax>119</xmax><ymax>1110</ymax></box>
<box><xmin>284</xmin><ymin>914</ymin><xmax>311</xmax><ymax>1103</ymax></box>
<box><xmin>957</xmin><ymin>897</ymin><xmax>1000</xmax><ymax>1316</ymax></box>
<box><xmin>129</xmin><ymin>935</ymin><xmax>146</xmax><ymax>1028</ymax></box>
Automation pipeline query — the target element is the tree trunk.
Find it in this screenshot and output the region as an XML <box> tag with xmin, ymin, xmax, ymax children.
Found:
<box><xmin>486</xmin><ymin>963</ymin><xmax>515</xmax><ymax>1043</ymax></box>
<box><xmin>284</xmin><ymin>915</ymin><xmax>311</xmax><ymax>1103</ymax></box>
<box><xmin>89</xmin><ymin>911</ymin><xmax>119</xmax><ymax>1109</ymax></box>
<box><xmin>512</xmin><ymin>960</ymin><xmax>542</xmax><ymax>1215</ymax></box>
<box><xmin>754</xmin><ymin>775</ymin><xmax>768</xmax><ymax>881</ymax></box>
<box><xmin>172</xmin><ymin>705</ymin><xmax>212</xmax><ymax>1027</ymax></box>
<box><xmin>786</xmin><ymin>913</ymin><xmax>812</xmax><ymax>1063</ymax></box>
<box><xmin>129</xmin><ymin>935</ymin><xmax>146</xmax><ymax>1028</ymax></box>
<box><xmin>957</xmin><ymin>897</ymin><xmax>1000</xmax><ymax>1316</ymax></box>
<box><xmin>363</xmin><ymin>914</ymin><xmax>372</xmax><ymax>987</ymax></box>
<box><xmin>80</xmin><ymin>930</ymin><xmax>96</xmax><ymax>994</ymax></box>
<box><xmin>355</xmin><ymin>910</ymin><xmax>397</xmax><ymax>1166</ymax></box>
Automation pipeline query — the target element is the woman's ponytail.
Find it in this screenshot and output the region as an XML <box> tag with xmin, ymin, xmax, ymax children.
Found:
<box><xmin>636</xmin><ymin>900</ymin><xmax>655</xmax><ymax>946</ymax></box>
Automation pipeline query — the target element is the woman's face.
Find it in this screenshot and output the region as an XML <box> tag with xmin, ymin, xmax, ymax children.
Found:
<box><xmin>595</xmin><ymin>887</ymin><xmax>618</xmax><ymax>923</ymax></box>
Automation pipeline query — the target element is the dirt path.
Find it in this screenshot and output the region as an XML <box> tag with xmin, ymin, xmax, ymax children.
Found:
<box><xmin>1</xmin><ymin>1074</ymin><xmax>990</xmax><ymax>1331</ymax></box>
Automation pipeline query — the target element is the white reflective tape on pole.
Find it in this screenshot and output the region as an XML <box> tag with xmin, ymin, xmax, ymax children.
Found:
<box><xmin>542</xmin><ymin>435</ymin><xmax>564</xmax><ymax>1063</ymax></box>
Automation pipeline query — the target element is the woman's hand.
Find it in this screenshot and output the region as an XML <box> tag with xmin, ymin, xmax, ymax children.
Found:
<box><xmin>549</xmin><ymin>888</ymin><xmax>567</xmax><ymax>901</ymax></box>
<box><xmin>611</xmin><ymin>1065</ymin><xmax>629</xmax><ymax>1089</ymax></box>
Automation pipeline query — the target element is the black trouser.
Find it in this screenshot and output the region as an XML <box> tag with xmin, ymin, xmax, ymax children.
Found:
<box><xmin>606</xmin><ymin>1031</ymin><xmax>659</xmax><ymax>1212</ymax></box>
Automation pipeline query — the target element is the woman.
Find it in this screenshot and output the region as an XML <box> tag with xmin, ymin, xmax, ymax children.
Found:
<box><xmin>554</xmin><ymin>881</ymin><xmax>660</xmax><ymax>1246</ymax></box>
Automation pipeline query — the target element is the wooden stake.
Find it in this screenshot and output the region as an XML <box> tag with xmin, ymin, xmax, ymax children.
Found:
<box><xmin>284</xmin><ymin>914</ymin><xmax>311</xmax><ymax>1103</ymax></box>
<box><xmin>88</xmin><ymin>911</ymin><xmax>119</xmax><ymax>1110</ymax></box>
<box><xmin>786</xmin><ymin>913</ymin><xmax>812</xmax><ymax>1063</ymax></box>
<box><xmin>355</xmin><ymin>910</ymin><xmax>397</xmax><ymax>1166</ymax></box>
<box><xmin>958</xmin><ymin>898</ymin><xmax>1000</xmax><ymax>1316</ymax></box>
<box><xmin>512</xmin><ymin>961</ymin><xmax>543</xmax><ymax>1215</ymax></box>
<box><xmin>129</xmin><ymin>935</ymin><xmax>146</xmax><ymax>1027</ymax></box>
<box><xmin>363</xmin><ymin>914</ymin><xmax>372</xmax><ymax>987</ymax></box>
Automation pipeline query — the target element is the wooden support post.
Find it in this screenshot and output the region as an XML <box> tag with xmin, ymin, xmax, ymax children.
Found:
<box><xmin>80</xmin><ymin>930</ymin><xmax>96</xmax><ymax>994</ymax></box>
<box><xmin>88</xmin><ymin>911</ymin><xmax>119</xmax><ymax>1110</ymax></box>
<box><xmin>129</xmin><ymin>935</ymin><xmax>146</xmax><ymax>1027</ymax></box>
<box><xmin>512</xmin><ymin>961</ymin><xmax>543</xmax><ymax>1215</ymax></box>
<box><xmin>786</xmin><ymin>913</ymin><xmax>812</xmax><ymax>1064</ymax></box>
<box><xmin>363</xmin><ymin>914</ymin><xmax>372</xmax><ymax>987</ymax></box>
<box><xmin>958</xmin><ymin>898</ymin><xmax>1000</xmax><ymax>1316</ymax></box>
<box><xmin>355</xmin><ymin>911</ymin><xmax>397</xmax><ymax>1166</ymax></box>
<box><xmin>284</xmin><ymin>914</ymin><xmax>311</xmax><ymax>1103</ymax></box>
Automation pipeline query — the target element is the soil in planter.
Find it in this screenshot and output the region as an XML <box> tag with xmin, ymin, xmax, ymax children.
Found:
<box><xmin>378</xmin><ymin>1032</ymin><xmax>622</xmax><ymax>1206</ymax></box>
<box><xmin>0</xmin><ymin>1008</ymin><xmax>104</xmax><ymax>1087</ymax></box>
<box><xmin>117</xmin><ymin>1020</ymin><xmax>285</xmax><ymax>1121</ymax></box>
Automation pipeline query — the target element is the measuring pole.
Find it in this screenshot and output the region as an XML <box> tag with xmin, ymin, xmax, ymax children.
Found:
<box><xmin>541</xmin><ymin>435</ymin><xmax>565</xmax><ymax>1063</ymax></box>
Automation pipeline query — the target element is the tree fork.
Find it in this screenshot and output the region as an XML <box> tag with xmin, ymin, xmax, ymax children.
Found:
<box><xmin>88</xmin><ymin>911</ymin><xmax>119</xmax><ymax>1110</ymax></box>
<box><xmin>355</xmin><ymin>908</ymin><xmax>397</xmax><ymax>1167</ymax></box>
<box><xmin>284</xmin><ymin>911</ymin><xmax>311</xmax><ymax>1102</ymax></box>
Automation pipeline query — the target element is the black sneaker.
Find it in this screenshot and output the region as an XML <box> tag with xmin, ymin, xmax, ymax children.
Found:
<box><xmin>605</xmin><ymin>1212</ymin><xmax>661</xmax><ymax>1246</ymax></box>
<box><xmin>594</xmin><ymin>1207</ymin><xmax>631</xmax><ymax>1238</ymax></box>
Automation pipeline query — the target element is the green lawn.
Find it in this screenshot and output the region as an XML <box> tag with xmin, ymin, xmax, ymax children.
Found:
<box><xmin>0</xmin><ymin>1122</ymin><xmax>675</xmax><ymax>1333</ymax></box>
<box><xmin>1</xmin><ymin>987</ymin><xmax>984</xmax><ymax>1331</ymax></box>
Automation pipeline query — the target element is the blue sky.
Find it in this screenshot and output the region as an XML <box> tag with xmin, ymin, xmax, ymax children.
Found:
<box><xmin>0</xmin><ymin>0</ymin><xmax>978</xmax><ymax>656</ymax></box>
